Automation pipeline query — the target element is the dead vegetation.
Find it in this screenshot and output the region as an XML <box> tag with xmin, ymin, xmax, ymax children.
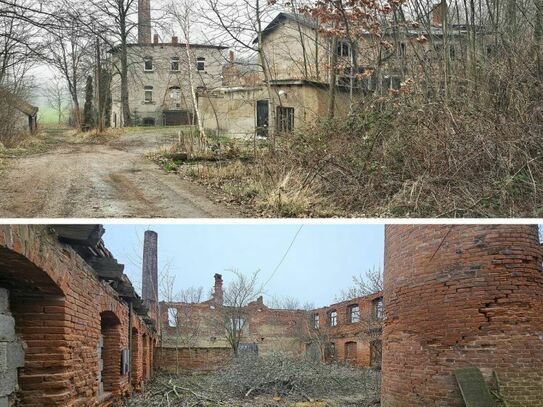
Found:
<box><xmin>125</xmin><ymin>354</ymin><xmax>380</xmax><ymax>407</ymax></box>
<box><xmin>152</xmin><ymin>86</ymin><xmax>543</xmax><ymax>218</ymax></box>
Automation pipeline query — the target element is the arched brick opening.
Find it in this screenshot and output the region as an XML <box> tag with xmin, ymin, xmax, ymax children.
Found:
<box><xmin>382</xmin><ymin>225</ymin><xmax>543</xmax><ymax>407</ymax></box>
<box><xmin>0</xmin><ymin>246</ymin><xmax>69</xmax><ymax>406</ymax></box>
<box><xmin>131</xmin><ymin>327</ymin><xmax>141</xmax><ymax>390</ymax></box>
<box><xmin>142</xmin><ymin>334</ymin><xmax>149</xmax><ymax>380</ymax></box>
<box><xmin>99</xmin><ymin>311</ymin><xmax>122</xmax><ymax>397</ymax></box>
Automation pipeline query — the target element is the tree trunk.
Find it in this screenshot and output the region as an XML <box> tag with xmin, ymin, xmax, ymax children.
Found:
<box><xmin>120</xmin><ymin>32</ymin><xmax>131</xmax><ymax>127</ymax></box>
<box><xmin>327</xmin><ymin>36</ymin><xmax>338</xmax><ymax>119</ymax></box>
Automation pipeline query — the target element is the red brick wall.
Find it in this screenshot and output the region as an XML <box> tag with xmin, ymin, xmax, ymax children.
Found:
<box><xmin>382</xmin><ymin>225</ymin><xmax>543</xmax><ymax>407</ymax></box>
<box><xmin>0</xmin><ymin>225</ymin><xmax>156</xmax><ymax>407</ymax></box>
<box><xmin>311</xmin><ymin>293</ymin><xmax>383</xmax><ymax>367</ymax></box>
<box><xmin>155</xmin><ymin>347</ymin><xmax>232</xmax><ymax>373</ymax></box>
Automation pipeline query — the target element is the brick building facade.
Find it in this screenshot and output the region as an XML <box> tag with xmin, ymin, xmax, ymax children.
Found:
<box><xmin>309</xmin><ymin>293</ymin><xmax>383</xmax><ymax>368</ymax></box>
<box><xmin>382</xmin><ymin>225</ymin><xmax>543</xmax><ymax>407</ymax></box>
<box><xmin>0</xmin><ymin>225</ymin><xmax>157</xmax><ymax>407</ymax></box>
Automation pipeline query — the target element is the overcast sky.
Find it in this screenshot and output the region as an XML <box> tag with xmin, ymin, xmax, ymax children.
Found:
<box><xmin>102</xmin><ymin>224</ymin><xmax>384</xmax><ymax>307</ymax></box>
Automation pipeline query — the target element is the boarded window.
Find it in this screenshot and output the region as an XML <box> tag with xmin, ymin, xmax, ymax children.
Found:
<box><xmin>171</xmin><ymin>57</ymin><xmax>180</xmax><ymax>71</ymax></box>
<box><xmin>328</xmin><ymin>310</ymin><xmax>337</xmax><ymax>327</ymax></box>
<box><xmin>347</xmin><ymin>304</ymin><xmax>360</xmax><ymax>323</ymax></box>
<box><xmin>144</xmin><ymin>57</ymin><xmax>153</xmax><ymax>71</ymax></box>
<box><xmin>196</xmin><ymin>57</ymin><xmax>205</xmax><ymax>71</ymax></box>
<box><xmin>168</xmin><ymin>308</ymin><xmax>178</xmax><ymax>327</ymax></box>
<box><xmin>276</xmin><ymin>106</ymin><xmax>294</xmax><ymax>133</ymax></box>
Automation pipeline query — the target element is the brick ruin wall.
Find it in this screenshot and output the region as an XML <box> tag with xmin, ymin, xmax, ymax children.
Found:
<box><xmin>157</xmin><ymin>293</ymin><xmax>384</xmax><ymax>372</ymax></box>
<box><xmin>0</xmin><ymin>225</ymin><xmax>156</xmax><ymax>407</ymax></box>
<box><xmin>382</xmin><ymin>225</ymin><xmax>543</xmax><ymax>407</ymax></box>
<box><xmin>311</xmin><ymin>292</ymin><xmax>383</xmax><ymax>367</ymax></box>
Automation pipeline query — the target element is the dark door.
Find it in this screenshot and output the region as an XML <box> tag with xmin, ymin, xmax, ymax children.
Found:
<box><xmin>256</xmin><ymin>100</ymin><xmax>269</xmax><ymax>137</ymax></box>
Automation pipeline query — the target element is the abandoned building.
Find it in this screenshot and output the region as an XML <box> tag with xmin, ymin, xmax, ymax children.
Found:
<box><xmin>110</xmin><ymin>1</ymin><xmax>474</xmax><ymax>137</ymax></box>
<box><xmin>0</xmin><ymin>88</ymin><xmax>38</xmax><ymax>138</ymax></box>
<box><xmin>0</xmin><ymin>225</ymin><xmax>158</xmax><ymax>407</ymax></box>
<box><xmin>1</xmin><ymin>224</ymin><xmax>542</xmax><ymax>406</ymax></box>
<box><xmin>156</xmin><ymin>272</ymin><xmax>384</xmax><ymax>373</ymax></box>
<box><xmin>109</xmin><ymin>0</ymin><xmax>226</xmax><ymax>127</ymax></box>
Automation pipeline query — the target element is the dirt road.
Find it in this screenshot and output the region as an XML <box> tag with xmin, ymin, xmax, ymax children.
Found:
<box><xmin>0</xmin><ymin>128</ymin><xmax>236</xmax><ymax>218</ymax></box>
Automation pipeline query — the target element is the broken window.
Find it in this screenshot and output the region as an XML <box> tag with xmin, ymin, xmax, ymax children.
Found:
<box><xmin>372</xmin><ymin>297</ymin><xmax>384</xmax><ymax>321</ymax></box>
<box><xmin>313</xmin><ymin>314</ymin><xmax>320</xmax><ymax>329</ymax></box>
<box><xmin>276</xmin><ymin>106</ymin><xmax>294</xmax><ymax>133</ymax></box>
<box><xmin>171</xmin><ymin>57</ymin><xmax>180</xmax><ymax>71</ymax></box>
<box><xmin>144</xmin><ymin>86</ymin><xmax>153</xmax><ymax>103</ymax></box>
<box><xmin>196</xmin><ymin>57</ymin><xmax>205</xmax><ymax>71</ymax></box>
<box><xmin>144</xmin><ymin>57</ymin><xmax>153</xmax><ymax>71</ymax></box>
<box><xmin>169</xmin><ymin>87</ymin><xmax>180</xmax><ymax>100</ymax></box>
<box><xmin>167</xmin><ymin>307</ymin><xmax>178</xmax><ymax>327</ymax></box>
<box><xmin>328</xmin><ymin>310</ymin><xmax>337</xmax><ymax>327</ymax></box>
<box><xmin>230</xmin><ymin>317</ymin><xmax>245</xmax><ymax>332</ymax></box>
<box><xmin>347</xmin><ymin>304</ymin><xmax>360</xmax><ymax>324</ymax></box>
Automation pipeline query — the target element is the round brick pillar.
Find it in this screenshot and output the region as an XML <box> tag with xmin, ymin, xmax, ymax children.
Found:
<box><xmin>382</xmin><ymin>225</ymin><xmax>543</xmax><ymax>407</ymax></box>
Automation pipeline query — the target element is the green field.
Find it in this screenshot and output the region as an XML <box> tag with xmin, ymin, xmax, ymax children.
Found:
<box><xmin>37</xmin><ymin>105</ymin><xmax>62</xmax><ymax>125</ymax></box>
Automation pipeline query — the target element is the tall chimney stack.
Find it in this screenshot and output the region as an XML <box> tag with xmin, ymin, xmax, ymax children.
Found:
<box><xmin>138</xmin><ymin>0</ymin><xmax>152</xmax><ymax>44</ymax></box>
<box><xmin>213</xmin><ymin>273</ymin><xmax>223</xmax><ymax>305</ymax></box>
<box><xmin>142</xmin><ymin>230</ymin><xmax>158</xmax><ymax>323</ymax></box>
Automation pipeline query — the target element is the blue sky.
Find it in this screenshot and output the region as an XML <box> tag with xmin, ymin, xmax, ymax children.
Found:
<box><xmin>102</xmin><ymin>224</ymin><xmax>384</xmax><ymax>307</ymax></box>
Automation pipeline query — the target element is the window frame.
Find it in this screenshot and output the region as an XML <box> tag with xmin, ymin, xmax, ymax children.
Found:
<box><xmin>196</xmin><ymin>57</ymin><xmax>206</xmax><ymax>71</ymax></box>
<box><xmin>171</xmin><ymin>57</ymin><xmax>180</xmax><ymax>71</ymax></box>
<box><xmin>313</xmin><ymin>313</ymin><xmax>320</xmax><ymax>329</ymax></box>
<box><xmin>328</xmin><ymin>309</ymin><xmax>337</xmax><ymax>327</ymax></box>
<box><xmin>144</xmin><ymin>57</ymin><xmax>154</xmax><ymax>72</ymax></box>
<box><xmin>167</xmin><ymin>307</ymin><xmax>178</xmax><ymax>328</ymax></box>
<box><xmin>347</xmin><ymin>304</ymin><xmax>360</xmax><ymax>324</ymax></box>
<box><xmin>373</xmin><ymin>297</ymin><xmax>384</xmax><ymax>321</ymax></box>
<box><xmin>144</xmin><ymin>86</ymin><xmax>153</xmax><ymax>103</ymax></box>
<box><xmin>276</xmin><ymin>106</ymin><xmax>295</xmax><ymax>133</ymax></box>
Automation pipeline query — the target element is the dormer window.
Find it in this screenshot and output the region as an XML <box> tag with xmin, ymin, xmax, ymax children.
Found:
<box><xmin>144</xmin><ymin>57</ymin><xmax>153</xmax><ymax>71</ymax></box>
<box><xmin>171</xmin><ymin>57</ymin><xmax>180</xmax><ymax>71</ymax></box>
<box><xmin>196</xmin><ymin>57</ymin><xmax>205</xmax><ymax>71</ymax></box>
<box><xmin>336</xmin><ymin>41</ymin><xmax>351</xmax><ymax>58</ymax></box>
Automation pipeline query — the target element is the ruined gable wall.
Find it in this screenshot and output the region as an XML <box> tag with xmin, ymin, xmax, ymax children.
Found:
<box><xmin>0</xmin><ymin>225</ymin><xmax>155</xmax><ymax>407</ymax></box>
<box><xmin>382</xmin><ymin>225</ymin><xmax>543</xmax><ymax>407</ymax></box>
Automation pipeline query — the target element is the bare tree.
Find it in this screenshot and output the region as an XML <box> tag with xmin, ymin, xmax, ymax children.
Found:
<box><xmin>169</xmin><ymin>0</ymin><xmax>208</xmax><ymax>149</ymax></box>
<box><xmin>45</xmin><ymin>76</ymin><xmax>68</xmax><ymax>124</ymax></box>
<box><xmin>214</xmin><ymin>269</ymin><xmax>262</xmax><ymax>357</ymax></box>
<box><xmin>335</xmin><ymin>267</ymin><xmax>383</xmax><ymax>302</ymax></box>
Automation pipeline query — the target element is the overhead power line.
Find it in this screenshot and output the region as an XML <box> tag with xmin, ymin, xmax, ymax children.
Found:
<box><xmin>263</xmin><ymin>225</ymin><xmax>303</xmax><ymax>288</ymax></box>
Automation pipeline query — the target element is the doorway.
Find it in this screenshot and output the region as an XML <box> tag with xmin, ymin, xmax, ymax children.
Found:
<box><xmin>256</xmin><ymin>100</ymin><xmax>269</xmax><ymax>137</ymax></box>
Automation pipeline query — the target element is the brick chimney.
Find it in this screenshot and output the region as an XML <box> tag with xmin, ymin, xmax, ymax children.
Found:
<box><xmin>229</xmin><ymin>50</ymin><xmax>235</xmax><ymax>64</ymax></box>
<box><xmin>213</xmin><ymin>273</ymin><xmax>223</xmax><ymax>305</ymax></box>
<box><xmin>430</xmin><ymin>1</ymin><xmax>445</xmax><ymax>26</ymax></box>
<box><xmin>138</xmin><ymin>0</ymin><xmax>152</xmax><ymax>44</ymax></box>
<box><xmin>142</xmin><ymin>230</ymin><xmax>158</xmax><ymax>323</ymax></box>
<box><xmin>172</xmin><ymin>36</ymin><xmax>178</xmax><ymax>45</ymax></box>
<box><xmin>153</xmin><ymin>33</ymin><xmax>159</xmax><ymax>44</ymax></box>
